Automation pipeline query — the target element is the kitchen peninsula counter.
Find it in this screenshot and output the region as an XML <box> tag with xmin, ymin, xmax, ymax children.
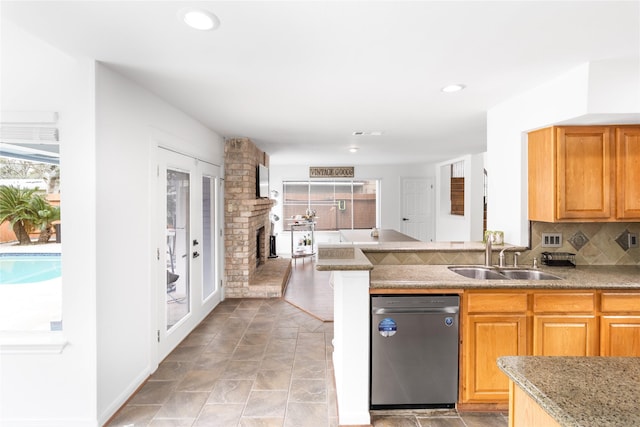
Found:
<box><xmin>498</xmin><ymin>356</ymin><xmax>640</xmax><ymax>427</ymax></box>
<box><xmin>318</xmin><ymin>238</ymin><xmax>640</xmax><ymax>426</ymax></box>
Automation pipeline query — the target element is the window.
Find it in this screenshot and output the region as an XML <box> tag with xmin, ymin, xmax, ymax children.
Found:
<box><xmin>450</xmin><ymin>161</ymin><xmax>464</xmax><ymax>216</ymax></box>
<box><xmin>0</xmin><ymin>112</ymin><xmax>61</xmax><ymax>332</ymax></box>
<box><xmin>283</xmin><ymin>179</ymin><xmax>378</xmax><ymax>231</ymax></box>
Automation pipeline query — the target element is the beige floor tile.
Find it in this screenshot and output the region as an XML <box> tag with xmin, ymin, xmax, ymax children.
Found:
<box><xmin>154</xmin><ymin>391</ymin><xmax>209</xmax><ymax>419</ymax></box>
<box><xmin>459</xmin><ymin>413</ymin><xmax>508</xmax><ymax>427</ymax></box>
<box><xmin>254</xmin><ymin>369</ymin><xmax>291</xmax><ymax>391</ymax></box>
<box><xmin>232</xmin><ymin>344</ymin><xmax>267</xmax><ymax>361</ymax></box>
<box><xmin>416</xmin><ymin>417</ymin><xmax>466</xmax><ymax>427</ymax></box>
<box><xmin>221</xmin><ymin>360</ymin><xmax>261</xmax><ymax>380</ymax></box>
<box><xmin>127</xmin><ymin>380</ymin><xmax>176</xmax><ymax>405</ymax></box>
<box><xmin>207</xmin><ymin>379</ymin><xmax>254</xmax><ymax>404</ymax></box>
<box><xmin>175</xmin><ymin>369</ymin><xmax>223</xmax><ymax>392</ymax></box>
<box><xmin>238</xmin><ymin>417</ymin><xmax>284</xmax><ymax>427</ymax></box>
<box><xmin>372</xmin><ymin>416</ymin><xmax>421</xmax><ymax>427</ymax></box>
<box><xmin>150</xmin><ymin>361</ymin><xmax>193</xmax><ymax>381</ymax></box>
<box><xmin>148</xmin><ymin>419</ymin><xmax>195</xmax><ymax>427</ymax></box>
<box><xmin>107</xmin><ymin>266</ymin><xmax>510</xmax><ymax>427</ymax></box>
<box><xmin>292</xmin><ymin>359</ymin><xmax>326</xmax><ymax>379</ymax></box>
<box><xmin>284</xmin><ymin>402</ymin><xmax>329</xmax><ymax>427</ymax></box>
<box><xmin>107</xmin><ymin>404</ymin><xmax>161</xmax><ymax>426</ymax></box>
<box><xmin>289</xmin><ymin>379</ymin><xmax>327</xmax><ymax>403</ymax></box>
<box><xmin>243</xmin><ymin>390</ymin><xmax>288</xmax><ymax>418</ymax></box>
<box><xmin>193</xmin><ymin>403</ymin><xmax>244</xmax><ymax>427</ymax></box>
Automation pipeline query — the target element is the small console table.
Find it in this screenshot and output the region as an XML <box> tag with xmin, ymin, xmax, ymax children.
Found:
<box><xmin>288</xmin><ymin>220</ymin><xmax>316</xmax><ymax>264</ymax></box>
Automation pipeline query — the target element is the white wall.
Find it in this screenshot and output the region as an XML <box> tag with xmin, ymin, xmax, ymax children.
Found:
<box><xmin>434</xmin><ymin>153</ymin><xmax>485</xmax><ymax>242</ymax></box>
<box><xmin>487</xmin><ymin>59</ymin><xmax>640</xmax><ymax>246</ymax></box>
<box><xmin>0</xmin><ymin>20</ymin><xmax>226</xmax><ymax>426</ymax></box>
<box><xmin>94</xmin><ymin>63</ymin><xmax>225</xmax><ymax>424</ymax></box>
<box><xmin>1</xmin><ymin>21</ymin><xmax>99</xmax><ymax>427</ymax></box>
<box><xmin>268</xmin><ymin>163</ymin><xmax>436</xmax><ymax>252</ymax></box>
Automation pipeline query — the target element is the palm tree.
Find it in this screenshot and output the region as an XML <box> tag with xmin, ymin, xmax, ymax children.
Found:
<box><xmin>30</xmin><ymin>195</ymin><xmax>61</xmax><ymax>243</ymax></box>
<box><xmin>0</xmin><ymin>185</ymin><xmax>38</xmax><ymax>245</ymax></box>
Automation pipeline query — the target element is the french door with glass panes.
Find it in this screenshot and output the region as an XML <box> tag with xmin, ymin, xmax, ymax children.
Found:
<box><xmin>158</xmin><ymin>148</ymin><xmax>222</xmax><ymax>360</ymax></box>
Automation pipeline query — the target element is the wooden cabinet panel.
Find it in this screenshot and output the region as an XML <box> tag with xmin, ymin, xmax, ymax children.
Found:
<box><xmin>462</xmin><ymin>290</ymin><xmax>640</xmax><ymax>407</ymax></box>
<box><xmin>533</xmin><ymin>292</ymin><xmax>595</xmax><ymax>313</ymax></box>
<box><xmin>528</xmin><ymin>125</ymin><xmax>639</xmax><ymax>222</ymax></box>
<box><xmin>556</xmin><ymin>126</ymin><xmax>613</xmax><ymax>220</ymax></box>
<box><xmin>528</xmin><ymin>127</ymin><xmax>556</xmax><ymax>223</ymax></box>
<box><xmin>600</xmin><ymin>316</ymin><xmax>640</xmax><ymax>356</ymax></box>
<box><xmin>509</xmin><ymin>382</ymin><xmax>561</xmax><ymax>427</ymax></box>
<box><xmin>616</xmin><ymin>127</ymin><xmax>640</xmax><ymax>219</ymax></box>
<box><xmin>601</xmin><ymin>292</ymin><xmax>640</xmax><ymax>313</ymax></box>
<box><xmin>467</xmin><ymin>292</ymin><xmax>528</xmax><ymax>313</ymax></box>
<box><xmin>463</xmin><ymin>315</ymin><xmax>527</xmax><ymax>403</ymax></box>
<box><xmin>533</xmin><ymin>315</ymin><xmax>598</xmax><ymax>356</ymax></box>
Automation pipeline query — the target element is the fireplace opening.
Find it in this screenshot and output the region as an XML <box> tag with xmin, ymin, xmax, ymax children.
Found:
<box><xmin>256</xmin><ymin>226</ymin><xmax>266</xmax><ymax>267</ymax></box>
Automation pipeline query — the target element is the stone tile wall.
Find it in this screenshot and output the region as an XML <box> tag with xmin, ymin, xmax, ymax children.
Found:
<box><xmin>224</xmin><ymin>137</ymin><xmax>278</xmax><ymax>297</ymax></box>
<box><xmin>366</xmin><ymin>222</ymin><xmax>640</xmax><ymax>266</ymax></box>
<box><xmin>521</xmin><ymin>221</ymin><xmax>640</xmax><ymax>266</ymax></box>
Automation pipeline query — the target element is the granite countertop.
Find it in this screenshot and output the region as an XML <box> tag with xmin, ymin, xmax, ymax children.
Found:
<box><xmin>315</xmin><ymin>246</ymin><xmax>374</xmax><ymax>271</ymax></box>
<box><xmin>369</xmin><ymin>264</ymin><xmax>640</xmax><ymax>289</ymax></box>
<box><xmin>498</xmin><ymin>356</ymin><xmax>640</xmax><ymax>427</ymax></box>
<box><xmin>339</xmin><ymin>229</ymin><xmax>420</xmax><ymax>243</ymax></box>
<box><xmin>316</xmin><ymin>237</ymin><xmax>639</xmax><ymax>289</ymax></box>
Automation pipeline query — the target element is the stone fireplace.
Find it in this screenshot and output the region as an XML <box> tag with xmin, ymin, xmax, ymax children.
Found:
<box><xmin>224</xmin><ymin>137</ymin><xmax>290</xmax><ymax>298</ymax></box>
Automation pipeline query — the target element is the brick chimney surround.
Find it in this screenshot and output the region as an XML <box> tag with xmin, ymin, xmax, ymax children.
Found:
<box><xmin>224</xmin><ymin>137</ymin><xmax>291</xmax><ymax>298</ymax></box>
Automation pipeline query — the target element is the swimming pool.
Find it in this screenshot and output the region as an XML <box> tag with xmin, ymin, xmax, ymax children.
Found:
<box><xmin>0</xmin><ymin>253</ymin><xmax>61</xmax><ymax>284</ymax></box>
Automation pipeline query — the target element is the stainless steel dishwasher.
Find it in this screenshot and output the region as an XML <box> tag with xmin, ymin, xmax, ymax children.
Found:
<box><xmin>370</xmin><ymin>294</ymin><xmax>459</xmax><ymax>409</ymax></box>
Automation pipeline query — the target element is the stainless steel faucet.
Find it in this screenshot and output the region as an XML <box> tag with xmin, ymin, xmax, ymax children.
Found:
<box><xmin>499</xmin><ymin>248</ymin><xmax>522</xmax><ymax>268</ymax></box>
<box><xmin>485</xmin><ymin>232</ymin><xmax>494</xmax><ymax>266</ymax></box>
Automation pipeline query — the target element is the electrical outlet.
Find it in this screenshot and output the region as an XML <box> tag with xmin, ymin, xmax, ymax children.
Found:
<box><xmin>629</xmin><ymin>232</ymin><xmax>639</xmax><ymax>248</ymax></box>
<box><xmin>541</xmin><ymin>233</ymin><xmax>562</xmax><ymax>248</ymax></box>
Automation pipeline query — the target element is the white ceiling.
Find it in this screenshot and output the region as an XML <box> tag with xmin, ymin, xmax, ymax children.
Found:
<box><xmin>3</xmin><ymin>1</ymin><xmax>639</xmax><ymax>165</ymax></box>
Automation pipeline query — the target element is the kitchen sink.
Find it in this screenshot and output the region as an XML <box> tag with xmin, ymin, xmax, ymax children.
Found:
<box><xmin>498</xmin><ymin>269</ymin><xmax>562</xmax><ymax>280</ymax></box>
<box><xmin>448</xmin><ymin>266</ymin><xmax>563</xmax><ymax>280</ymax></box>
<box><xmin>447</xmin><ymin>266</ymin><xmax>507</xmax><ymax>280</ymax></box>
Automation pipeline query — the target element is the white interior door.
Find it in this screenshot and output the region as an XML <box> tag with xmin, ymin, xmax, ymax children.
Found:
<box><xmin>158</xmin><ymin>148</ymin><xmax>222</xmax><ymax>360</ymax></box>
<box><xmin>400</xmin><ymin>177</ymin><xmax>435</xmax><ymax>242</ymax></box>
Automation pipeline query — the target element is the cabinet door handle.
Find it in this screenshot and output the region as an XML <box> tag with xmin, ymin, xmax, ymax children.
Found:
<box><xmin>402</xmin><ymin>218</ymin><xmax>410</xmax><ymax>221</ymax></box>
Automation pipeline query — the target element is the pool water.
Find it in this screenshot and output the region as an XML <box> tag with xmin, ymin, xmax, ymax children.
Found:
<box><xmin>0</xmin><ymin>254</ymin><xmax>62</xmax><ymax>284</ymax></box>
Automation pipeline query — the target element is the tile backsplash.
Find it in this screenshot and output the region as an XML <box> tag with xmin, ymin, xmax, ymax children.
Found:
<box><xmin>523</xmin><ymin>222</ymin><xmax>640</xmax><ymax>266</ymax></box>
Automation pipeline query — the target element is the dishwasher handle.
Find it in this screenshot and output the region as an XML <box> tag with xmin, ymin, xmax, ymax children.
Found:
<box><xmin>373</xmin><ymin>307</ymin><xmax>459</xmax><ymax>315</ymax></box>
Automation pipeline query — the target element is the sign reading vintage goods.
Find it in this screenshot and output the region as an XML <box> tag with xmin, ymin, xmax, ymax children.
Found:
<box><xmin>309</xmin><ymin>166</ymin><xmax>354</xmax><ymax>178</ymax></box>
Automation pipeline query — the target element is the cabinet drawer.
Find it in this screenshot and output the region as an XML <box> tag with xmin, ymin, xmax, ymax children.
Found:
<box><xmin>533</xmin><ymin>293</ymin><xmax>595</xmax><ymax>313</ymax></box>
<box><xmin>467</xmin><ymin>292</ymin><xmax>528</xmax><ymax>313</ymax></box>
<box><xmin>601</xmin><ymin>293</ymin><xmax>640</xmax><ymax>313</ymax></box>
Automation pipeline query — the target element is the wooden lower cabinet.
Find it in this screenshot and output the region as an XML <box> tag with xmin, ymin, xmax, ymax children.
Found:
<box><xmin>460</xmin><ymin>289</ymin><xmax>640</xmax><ymax>406</ymax></box>
<box><xmin>600</xmin><ymin>316</ymin><xmax>640</xmax><ymax>356</ymax></box>
<box><xmin>462</xmin><ymin>291</ymin><xmax>528</xmax><ymax>403</ymax></box>
<box><xmin>533</xmin><ymin>315</ymin><xmax>598</xmax><ymax>356</ymax></box>
<box><xmin>600</xmin><ymin>291</ymin><xmax>640</xmax><ymax>356</ymax></box>
<box><xmin>464</xmin><ymin>315</ymin><xmax>527</xmax><ymax>402</ymax></box>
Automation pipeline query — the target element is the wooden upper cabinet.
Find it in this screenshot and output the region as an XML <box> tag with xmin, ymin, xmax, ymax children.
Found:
<box><xmin>556</xmin><ymin>126</ymin><xmax>613</xmax><ymax>220</ymax></box>
<box><xmin>528</xmin><ymin>125</ymin><xmax>639</xmax><ymax>222</ymax></box>
<box><xmin>616</xmin><ymin>127</ymin><xmax>640</xmax><ymax>220</ymax></box>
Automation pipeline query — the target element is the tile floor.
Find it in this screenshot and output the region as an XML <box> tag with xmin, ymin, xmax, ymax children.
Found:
<box><xmin>107</xmin><ymin>260</ymin><xmax>508</xmax><ymax>427</ymax></box>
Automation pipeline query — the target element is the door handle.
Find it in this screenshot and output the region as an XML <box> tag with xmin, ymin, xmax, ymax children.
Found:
<box><xmin>402</xmin><ymin>218</ymin><xmax>410</xmax><ymax>221</ymax></box>
<box><xmin>193</xmin><ymin>251</ymin><xmax>200</xmax><ymax>258</ymax></box>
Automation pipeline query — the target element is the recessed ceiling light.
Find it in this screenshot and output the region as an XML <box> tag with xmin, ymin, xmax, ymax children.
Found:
<box><xmin>441</xmin><ymin>84</ymin><xmax>466</xmax><ymax>93</ymax></box>
<box><xmin>369</xmin><ymin>131</ymin><xmax>383</xmax><ymax>136</ymax></box>
<box><xmin>349</xmin><ymin>147</ymin><xmax>359</xmax><ymax>153</ymax></box>
<box><xmin>179</xmin><ymin>8</ymin><xmax>220</xmax><ymax>31</ymax></box>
